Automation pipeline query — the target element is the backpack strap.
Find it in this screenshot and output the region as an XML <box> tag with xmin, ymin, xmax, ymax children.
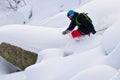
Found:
<box><xmin>75</xmin><ymin>15</ymin><xmax>81</xmax><ymax>25</ymax></box>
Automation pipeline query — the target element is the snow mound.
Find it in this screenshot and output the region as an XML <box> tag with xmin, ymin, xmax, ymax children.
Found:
<box><xmin>36</xmin><ymin>48</ymin><xmax>64</xmax><ymax>63</ymax></box>
<box><xmin>25</xmin><ymin>45</ymin><xmax>105</xmax><ymax>80</ymax></box>
<box><xmin>111</xmin><ymin>70</ymin><xmax>120</xmax><ymax>80</ymax></box>
<box><xmin>102</xmin><ymin>20</ymin><xmax>120</xmax><ymax>54</ymax></box>
<box><xmin>70</xmin><ymin>65</ymin><xmax>117</xmax><ymax>80</ymax></box>
<box><xmin>76</xmin><ymin>0</ymin><xmax>120</xmax><ymax>30</ymax></box>
<box><xmin>0</xmin><ymin>5</ymin><xmax>32</xmax><ymax>26</ymax></box>
<box><xmin>0</xmin><ymin>25</ymin><xmax>66</xmax><ymax>53</ymax></box>
<box><xmin>64</xmin><ymin>34</ymin><xmax>102</xmax><ymax>56</ymax></box>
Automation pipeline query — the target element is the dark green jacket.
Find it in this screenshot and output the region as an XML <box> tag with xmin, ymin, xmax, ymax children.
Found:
<box><xmin>66</xmin><ymin>12</ymin><xmax>96</xmax><ymax>35</ymax></box>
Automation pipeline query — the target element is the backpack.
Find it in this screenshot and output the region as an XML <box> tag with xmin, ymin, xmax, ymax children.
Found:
<box><xmin>75</xmin><ymin>12</ymin><xmax>92</xmax><ymax>25</ymax></box>
<box><xmin>75</xmin><ymin>12</ymin><xmax>96</xmax><ymax>34</ymax></box>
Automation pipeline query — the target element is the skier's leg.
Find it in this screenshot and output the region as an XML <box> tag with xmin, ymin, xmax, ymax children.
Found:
<box><xmin>71</xmin><ymin>30</ymin><xmax>83</xmax><ymax>41</ymax></box>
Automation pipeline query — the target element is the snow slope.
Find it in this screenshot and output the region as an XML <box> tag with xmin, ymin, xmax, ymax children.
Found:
<box><xmin>25</xmin><ymin>19</ymin><xmax>120</xmax><ymax>80</ymax></box>
<box><xmin>29</xmin><ymin>0</ymin><xmax>81</xmax><ymax>25</ymax></box>
<box><xmin>0</xmin><ymin>0</ymin><xmax>120</xmax><ymax>80</ymax></box>
<box><xmin>76</xmin><ymin>0</ymin><xmax>120</xmax><ymax>31</ymax></box>
<box><xmin>0</xmin><ymin>4</ymin><xmax>32</xmax><ymax>26</ymax></box>
<box><xmin>39</xmin><ymin>0</ymin><xmax>120</xmax><ymax>32</ymax></box>
<box><xmin>0</xmin><ymin>25</ymin><xmax>66</xmax><ymax>53</ymax></box>
<box><xmin>70</xmin><ymin>65</ymin><xmax>117</xmax><ymax>80</ymax></box>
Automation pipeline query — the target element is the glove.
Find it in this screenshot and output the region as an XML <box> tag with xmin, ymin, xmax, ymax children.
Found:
<box><xmin>62</xmin><ymin>30</ymin><xmax>70</xmax><ymax>35</ymax></box>
<box><xmin>92</xmin><ymin>30</ymin><xmax>96</xmax><ymax>34</ymax></box>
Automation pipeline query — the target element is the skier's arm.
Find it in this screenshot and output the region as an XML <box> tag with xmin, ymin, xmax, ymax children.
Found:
<box><xmin>66</xmin><ymin>21</ymin><xmax>76</xmax><ymax>31</ymax></box>
<box><xmin>62</xmin><ymin>21</ymin><xmax>76</xmax><ymax>35</ymax></box>
<box><xmin>86</xmin><ymin>22</ymin><xmax>96</xmax><ymax>34</ymax></box>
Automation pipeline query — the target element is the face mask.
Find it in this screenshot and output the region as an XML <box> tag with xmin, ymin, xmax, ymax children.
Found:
<box><xmin>68</xmin><ymin>14</ymin><xmax>74</xmax><ymax>20</ymax></box>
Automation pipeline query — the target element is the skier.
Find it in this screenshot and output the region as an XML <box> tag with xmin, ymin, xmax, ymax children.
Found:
<box><xmin>62</xmin><ymin>10</ymin><xmax>96</xmax><ymax>41</ymax></box>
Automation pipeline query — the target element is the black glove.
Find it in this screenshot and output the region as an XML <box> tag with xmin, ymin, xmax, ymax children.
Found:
<box><xmin>92</xmin><ymin>30</ymin><xmax>96</xmax><ymax>34</ymax></box>
<box><xmin>62</xmin><ymin>30</ymin><xmax>70</xmax><ymax>35</ymax></box>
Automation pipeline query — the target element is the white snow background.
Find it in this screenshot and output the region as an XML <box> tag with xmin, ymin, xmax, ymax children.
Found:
<box><xmin>0</xmin><ymin>0</ymin><xmax>120</xmax><ymax>80</ymax></box>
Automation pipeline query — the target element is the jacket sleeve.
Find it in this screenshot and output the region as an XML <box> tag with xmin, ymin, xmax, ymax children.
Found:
<box><xmin>85</xmin><ymin>21</ymin><xmax>96</xmax><ymax>34</ymax></box>
<box><xmin>66</xmin><ymin>21</ymin><xmax>76</xmax><ymax>31</ymax></box>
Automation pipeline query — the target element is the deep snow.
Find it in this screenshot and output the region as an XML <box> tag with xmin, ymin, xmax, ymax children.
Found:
<box><xmin>0</xmin><ymin>0</ymin><xmax>120</xmax><ymax>80</ymax></box>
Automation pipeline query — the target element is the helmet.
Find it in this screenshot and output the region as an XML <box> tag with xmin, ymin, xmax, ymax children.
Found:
<box><xmin>67</xmin><ymin>10</ymin><xmax>75</xmax><ymax>17</ymax></box>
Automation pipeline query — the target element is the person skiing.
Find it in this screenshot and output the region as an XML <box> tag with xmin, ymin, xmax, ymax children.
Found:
<box><xmin>62</xmin><ymin>10</ymin><xmax>96</xmax><ymax>40</ymax></box>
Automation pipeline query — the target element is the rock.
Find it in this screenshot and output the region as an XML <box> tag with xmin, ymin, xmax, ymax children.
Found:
<box><xmin>0</xmin><ymin>42</ymin><xmax>38</xmax><ymax>70</ymax></box>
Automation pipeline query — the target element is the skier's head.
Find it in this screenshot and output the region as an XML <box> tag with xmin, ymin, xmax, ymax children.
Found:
<box><xmin>67</xmin><ymin>10</ymin><xmax>75</xmax><ymax>20</ymax></box>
